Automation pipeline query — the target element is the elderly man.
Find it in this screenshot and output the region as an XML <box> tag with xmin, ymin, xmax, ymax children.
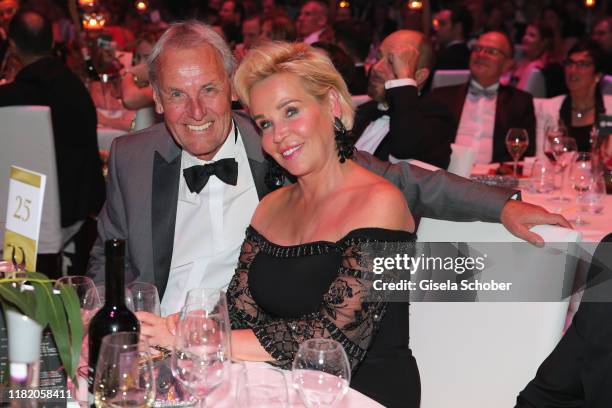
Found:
<box><xmin>87</xmin><ymin>21</ymin><xmax>568</xmax><ymax>345</ymax></box>
<box><xmin>428</xmin><ymin>31</ymin><xmax>536</xmax><ymax>164</ymax></box>
<box><xmin>353</xmin><ymin>30</ymin><xmax>454</xmax><ymax>168</ymax></box>
<box><xmin>296</xmin><ymin>0</ymin><xmax>329</xmax><ymax>44</ymax></box>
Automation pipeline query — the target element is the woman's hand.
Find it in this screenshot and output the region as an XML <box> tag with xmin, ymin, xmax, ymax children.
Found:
<box><xmin>136</xmin><ymin>311</ymin><xmax>179</xmax><ymax>348</ymax></box>
<box><xmin>231</xmin><ymin>329</ymin><xmax>274</xmax><ymax>362</ymax></box>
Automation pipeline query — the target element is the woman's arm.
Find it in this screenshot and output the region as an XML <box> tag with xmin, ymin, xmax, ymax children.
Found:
<box><xmin>231</xmin><ymin>329</ymin><xmax>274</xmax><ymax>361</ymax></box>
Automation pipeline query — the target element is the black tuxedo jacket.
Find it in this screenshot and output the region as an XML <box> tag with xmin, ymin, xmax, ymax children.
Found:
<box><xmin>350</xmin><ymin>65</ymin><xmax>368</xmax><ymax>96</ymax></box>
<box><xmin>352</xmin><ymin>85</ymin><xmax>453</xmax><ymax>169</ymax></box>
<box><xmin>516</xmin><ymin>234</ymin><xmax>612</xmax><ymax>408</ymax></box>
<box><xmin>428</xmin><ymin>83</ymin><xmax>536</xmax><ymax>163</ymax></box>
<box><xmin>0</xmin><ymin>57</ymin><xmax>105</xmax><ymax>227</ymax></box>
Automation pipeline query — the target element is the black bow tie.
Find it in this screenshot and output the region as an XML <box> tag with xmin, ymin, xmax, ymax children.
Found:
<box><xmin>183</xmin><ymin>158</ymin><xmax>238</xmax><ymax>194</ymax></box>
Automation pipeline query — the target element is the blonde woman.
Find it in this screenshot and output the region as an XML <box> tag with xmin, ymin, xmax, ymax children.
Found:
<box><xmin>226</xmin><ymin>42</ymin><xmax>419</xmax><ymax>407</ymax></box>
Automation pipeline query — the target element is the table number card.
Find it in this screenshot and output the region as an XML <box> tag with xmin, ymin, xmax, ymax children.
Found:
<box><xmin>2</xmin><ymin>166</ymin><xmax>46</xmax><ymax>272</ymax></box>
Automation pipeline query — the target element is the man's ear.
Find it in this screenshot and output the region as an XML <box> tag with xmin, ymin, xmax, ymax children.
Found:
<box><xmin>415</xmin><ymin>67</ymin><xmax>430</xmax><ymax>88</ymax></box>
<box><xmin>502</xmin><ymin>58</ymin><xmax>514</xmax><ymax>74</ymax></box>
<box><xmin>152</xmin><ymin>90</ymin><xmax>164</xmax><ymax>114</ymax></box>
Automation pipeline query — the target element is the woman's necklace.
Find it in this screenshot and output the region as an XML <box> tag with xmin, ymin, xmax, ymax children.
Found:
<box><xmin>571</xmin><ymin>104</ymin><xmax>595</xmax><ymax>119</ymax></box>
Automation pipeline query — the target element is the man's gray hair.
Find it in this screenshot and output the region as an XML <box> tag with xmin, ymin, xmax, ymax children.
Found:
<box><xmin>147</xmin><ymin>20</ymin><xmax>236</xmax><ymax>92</ymax></box>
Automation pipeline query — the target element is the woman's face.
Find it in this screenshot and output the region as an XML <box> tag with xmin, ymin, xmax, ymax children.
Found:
<box><xmin>522</xmin><ymin>25</ymin><xmax>545</xmax><ymax>59</ymax></box>
<box><xmin>564</xmin><ymin>51</ymin><xmax>599</xmax><ymax>94</ymax></box>
<box><xmin>249</xmin><ymin>72</ymin><xmax>338</xmax><ymax>177</ymax></box>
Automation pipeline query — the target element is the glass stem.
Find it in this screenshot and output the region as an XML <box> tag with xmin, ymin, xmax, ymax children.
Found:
<box><xmin>559</xmin><ymin>166</ymin><xmax>568</xmax><ymax>201</ymax></box>
<box><xmin>513</xmin><ymin>159</ymin><xmax>518</xmax><ymax>177</ymax></box>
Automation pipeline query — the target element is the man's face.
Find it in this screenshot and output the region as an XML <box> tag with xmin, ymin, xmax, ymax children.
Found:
<box><xmin>296</xmin><ymin>1</ymin><xmax>326</xmax><ymax>38</ymax></box>
<box><xmin>242</xmin><ymin>18</ymin><xmax>261</xmax><ymax>49</ymax></box>
<box><xmin>433</xmin><ymin>10</ymin><xmax>453</xmax><ymax>46</ymax></box>
<box><xmin>219</xmin><ymin>1</ymin><xmax>237</xmax><ymax>25</ymax></box>
<box><xmin>0</xmin><ymin>0</ymin><xmax>18</xmax><ymax>31</ymax></box>
<box><xmin>592</xmin><ymin>20</ymin><xmax>612</xmax><ymax>53</ymax></box>
<box><xmin>368</xmin><ymin>31</ymin><xmax>422</xmax><ymax>103</ymax></box>
<box><xmin>469</xmin><ymin>32</ymin><xmax>511</xmax><ymax>86</ymax></box>
<box><xmin>153</xmin><ymin>44</ymin><xmax>233</xmax><ymax>161</ymax></box>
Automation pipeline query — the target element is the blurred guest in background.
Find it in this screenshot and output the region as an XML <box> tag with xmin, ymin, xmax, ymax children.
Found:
<box><xmin>429</xmin><ymin>31</ymin><xmax>536</xmax><ymax>164</ymax></box>
<box><xmin>508</xmin><ymin>22</ymin><xmax>554</xmax><ymax>90</ymax></box>
<box><xmin>0</xmin><ymin>11</ymin><xmax>105</xmax><ymax>276</ymax></box>
<box><xmin>541</xmin><ymin>5</ymin><xmax>578</xmax><ymax>63</ymax></box>
<box><xmin>234</xmin><ymin>14</ymin><xmax>261</xmax><ymax>61</ymax></box>
<box><xmin>219</xmin><ymin>0</ymin><xmax>245</xmax><ymax>47</ymax></box>
<box><xmin>433</xmin><ymin>4</ymin><xmax>472</xmax><ymax>70</ymax></box>
<box><xmin>353</xmin><ymin>29</ymin><xmax>453</xmax><ymax>168</ymax></box>
<box><xmin>312</xmin><ymin>41</ymin><xmax>357</xmax><ymax>94</ymax></box>
<box><xmin>296</xmin><ymin>0</ymin><xmax>329</xmax><ymax>44</ymax></box>
<box><xmin>534</xmin><ymin>40</ymin><xmax>612</xmax><ymax>155</ymax></box>
<box><xmin>0</xmin><ymin>0</ymin><xmax>18</xmax><ymax>80</ymax></box>
<box><xmin>260</xmin><ymin>14</ymin><xmax>296</xmax><ymax>42</ymax></box>
<box><xmin>591</xmin><ymin>17</ymin><xmax>612</xmax><ymax>75</ymax></box>
<box><xmin>333</xmin><ymin>19</ymin><xmax>371</xmax><ymax>95</ymax></box>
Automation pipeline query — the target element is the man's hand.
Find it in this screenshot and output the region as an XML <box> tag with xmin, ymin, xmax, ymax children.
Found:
<box><xmin>500</xmin><ymin>200</ymin><xmax>572</xmax><ymax>247</ymax></box>
<box><xmin>388</xmin><ymin>44</ymin><xmax>420</xmax><ymax>80</ymax></box>
<box><xmin>136</xmin><ymin>311</ymin><xmax>179</xmax><ymax>348</ymax></box>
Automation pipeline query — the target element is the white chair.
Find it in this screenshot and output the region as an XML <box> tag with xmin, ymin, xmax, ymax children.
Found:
<box><xmin>0</xmin><ymin>106</ymin><xmax>62</xmax><ymax>254</ymax></box>
<box><xmin>447</xmin><ymin>143</ymin><xmax>476</xmax><ymax>177</ymax></box>
<box><xmin>133</xmin><ymin>106</ymin><xmax>158</xmax><ymax>131</ymax></box>
<box><xmin>600</xmin><ymin>75</ymin><xmax>612</xmax><ymax>95</ymax></box>
<box><xmin>96</xmin><ymin>127</ymin><xmax>125</xmax><ymax>150</ymax></box>
<box><xmin>431</xmin><ymin>69</ymin><xmax>470</xmax><ymax>90</ymax></box>
<box><xmin>412</xmin><ymin>219</ymin><xmax>581</xmax><ymax>408</ymax></box>
<box><xmin>523</xmin><ymin>68</ymin><xmax>547</xmax><ymax>98</ymax></box>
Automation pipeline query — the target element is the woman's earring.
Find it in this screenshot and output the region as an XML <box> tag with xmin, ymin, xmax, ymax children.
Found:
<box><xmin>334</xmin><ymin>117</ymin><xmax>354</xmax><ymax>163</ymax></box>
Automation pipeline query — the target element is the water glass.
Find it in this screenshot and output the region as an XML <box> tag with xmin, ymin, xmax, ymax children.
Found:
<box><xmin>171</xmin><ymin>304</ymin><xmax>231</xmax><ymax>407</ymax></box>
<box><xmin>576</xmin><ymin>172</ymin><xmax>606</xmax><ymax>215</ymax></box>
<box><xmin>128</xmin><ymin>282</ymin><xmax>161</xmax><ymax>315</ymax></box>
<box><xmin>549</xmin><ymin>136</ymin><xmax>578</xmax><ymax>203</ymax></box>
<box><xmin>93</xmin><ymin>332</ymin><xmax>156</xmax><ymax>408</ymax></box>
<box><xmin>292</xmin><ymin>339</ymin><xmax>351</xmax><ymax>408</ymax></box>
<box><xmin>529</xmin><ymin>159</ymin><xmax>555</xmax><ymax>193</ymax></box>
<box><xmin>236</xmin><ymin>362</ymin><xmax>289</xmax><ymax>408</ymax></box>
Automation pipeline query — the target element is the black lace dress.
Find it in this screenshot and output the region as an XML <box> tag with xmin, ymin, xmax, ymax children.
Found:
<box><xmin>227</xmin><ymin>226</ymin><xmax>420</xmax><ymax>408</ymax></box>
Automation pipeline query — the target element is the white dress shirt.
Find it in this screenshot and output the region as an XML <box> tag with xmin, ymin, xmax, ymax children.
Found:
<box><xmin>455</xmin><ymin>80</ymin><xmax>499</xmax><ymax>164</ymax></box>
<box><xmin>161</xmin><ymin>122</ymin><xmax>259</xmax><ymax>315</ymax></box>
<box><xmin>303</xmin><ymin>28</ymin><xmax>325</xmax><ymax>44</ymax></box>
<box><xmin>355</xmin><ymin>78</ymin><xmax>417</xmax><ymax>155</ymax></box>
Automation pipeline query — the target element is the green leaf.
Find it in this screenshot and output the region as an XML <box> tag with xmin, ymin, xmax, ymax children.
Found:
<box><xmin>0</xmin><ymin>283</ymin><xmax>34</xmax><ymax>317</ymax></box>
<box><xmin>30</xmin><ymin>281</ymin><xmax>50</xmax><ymax>328</ymax></box>
<box><xmin>58</xmin><ymin>283</ymin><xmax>83</xmax><ymax>382</ymax></box>
<box><xmin>37</xmin><ymin>281</ymin><xmax>73</xmax><ymax>380</ymax></box>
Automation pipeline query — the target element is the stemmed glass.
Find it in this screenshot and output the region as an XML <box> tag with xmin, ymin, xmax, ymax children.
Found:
<box><xmin>93</xmin><ymin>331</ymin><xmax>156</xmax><ymax>408</ymax></box>
<box><xmin>55</xmin><ymin>276</ymin><xmax>101</xmax><ymax>329</ymax></box>
<box><xmin>292</xmin><ymin>339</ymin><xmax>351</xmax><ymax>408</ymax></box>
<box><xmin>549</xmin><ymin>136</ymin><xmax>578</xmax><ymax>203</ymax></box>
<box><xmin>128</xmin><ymin>282</ymin><xmax>161</xmax><ymax>315</ymax></box>
<box><xmin>568</xmin><ymin>152</ymin><xmax>595</xmax><ymax>225</ymax></box>
<box><xmin>236</xmin><ymin>362</ymin><xmax>289</xmax><ymax>407</ymax></box>
<box><xmin>171</xmin><ymin>302</ymin><xmax>231</xmax><ymax>407</ymax></box>
<box><xmin>505</xmin><ymin>128</ymin><xmax>530</xmax><ymax>177</ymax></box>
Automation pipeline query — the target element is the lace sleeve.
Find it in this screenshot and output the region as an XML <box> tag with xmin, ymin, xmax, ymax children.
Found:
<box><xmin>250</xmin><ymin>238</ymin><xmax>410</xmax><ymax>373</ymax></box>
<box><xmin>227</xmin><ymin>232</ymin><xmax>271</xmax><ymax>330</ymax></box>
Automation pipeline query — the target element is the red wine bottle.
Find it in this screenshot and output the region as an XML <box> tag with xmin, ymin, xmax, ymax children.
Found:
<box><xmin>87</xmin><ymin>239</ymin><xmax>139</xmax><ymax>405</ymax></box>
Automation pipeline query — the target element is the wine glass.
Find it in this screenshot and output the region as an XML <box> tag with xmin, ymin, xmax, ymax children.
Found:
<box><xmin>128</xmin><ymin>282</ymin><xmax>161</xmax><ymax>315</ymax></box>
<box><xmin>292</xmin><ymin>339</ymin><xmax>351</xmax><ymax>408</ymax></box>
<box><xmin>568</xmin><ymin>152</ymin><xmax>595</xmax><ymax>225</ymax></box>
<box><xmin>544</xmin><ymin>125</ymin><xmax>566</xmax><ymax>163</ymax></box>
<box><xmin>236</xmin><ymin>362</ymin><xmax>289</xmax><ymax>407</ymax></box>
<box><xmin>56</xmin><ymin>276</ymin><xmax>101</xmax><ymax>328</ymax></box>
<box><xmin>93</xmin><ymin>331</ymin><xmax>156</xmax><ymax>408</ymax></box>
<box><xmin>171</xmin><ymin>304</ymin><xmax>231</xmax><ymax>407</ymax></box>
<box><xmin>505</xmin><ymin>128</ymin><xmax>529</xmax><ymax>177</ymax></box>
<box><xmin>93</xmin><ymin>283</ymin><xmax>135</xmax><ymax>311</ymax></box>
<box><xmin>549</xmin><ymin>136</ymin><xmax>578</xmax><ymax>203</ymax></box>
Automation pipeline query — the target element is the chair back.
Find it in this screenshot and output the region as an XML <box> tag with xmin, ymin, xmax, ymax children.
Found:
<box><xmin>412</xmin><ymin>219</ymin><xmax>581</xmax><ymax>407</ymax></box>
<box><xmin>133</xmin><ymin>106</ymin><xmax>158</xmax><ymax>131</ymax></box>
<box><xmin>431</xmin><ymin>69</ymin><xmax>470</xmax><ymax>90</ymax></box>
<box><xmin>0</xmin><ymin>106</ymin><xmax>62</xmax><ymax>254</ymax></box>
<box><xmin>523</xmin><ymin>68</ymin><xmax>547</xmax><ymax>98</ymax></box>
<box><xmin>447</xmin><ymin>143</ymin><xmax>476</xmax><ymax>177</ymax></box>
<box><xmin>601</xmin><ymin>75</ymin><xmax>612</xmax><ymax>95</ymax></box>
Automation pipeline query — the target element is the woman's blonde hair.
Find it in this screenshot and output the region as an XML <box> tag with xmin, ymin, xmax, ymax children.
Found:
<box><xmin>233</xmin><ymin>41</ymin><xmax>355</xmax><ymax>129</ymax></box>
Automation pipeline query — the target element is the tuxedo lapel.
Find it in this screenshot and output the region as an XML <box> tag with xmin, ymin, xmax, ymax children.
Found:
<box><xmin>493</xmin><ymin>86</ymin><xmax>510</xmax><ymax>162</ymax></box>
<box><xmin>151</xmin><ymin>130</ymin><xmax>181</xmax><ymax>299</ymax></box>
<box><xmin>233</xmin><ymin>112</ymin><xmax>275</xmax><ymax>199</ymax></box>
<box><xmin>452</xmin><ymin>83</ymin><xmax>470</xmax><ymax>130</ymax></box>
<box><xmin>353</xmin><ymin>101</ymin><xmax>380</xmax><ymax>140</ymax></box>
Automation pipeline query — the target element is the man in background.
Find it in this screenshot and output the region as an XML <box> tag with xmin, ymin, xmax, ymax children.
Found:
<box><xmin>433</xmin><ymin>4</ymin><xmax>472</xmax><ymax>70</ymax></box>
<box><xmin>296</xmin><ymin>0</ymin><xmax>329</xmax><ymax>44</ymax></box>
<box><xmin>0</xmin><ymin>11</ymin><xmax>105</xmax><ymax>276</ymax></box>
<box><xmin>591</xmin><ymin>17</ymin><xmax>612</xmax><ymax>75</ymax></box>
<box><xmin>428</xmin><ymin>31</ymin><xmax>535</xmax><ymax>164</ymax></box>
